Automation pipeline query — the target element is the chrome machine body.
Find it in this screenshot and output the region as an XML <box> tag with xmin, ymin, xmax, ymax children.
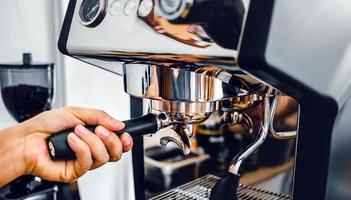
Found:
<box><xmin>58</xmin><ymin>0</ymin><xmax>351</xmax><ymax>199</ymax></box>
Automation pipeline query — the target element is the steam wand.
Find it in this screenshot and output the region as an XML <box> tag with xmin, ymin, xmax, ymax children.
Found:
<box><xmin>210</xmin><ymin>88</ymin><xmax>273</xmax><ymax>200</ymax></box>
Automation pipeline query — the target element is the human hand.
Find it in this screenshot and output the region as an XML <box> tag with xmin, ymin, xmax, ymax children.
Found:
<box><xmin>17</xmin><ymin>107</ymin><xmax>133</xmax><ymax>183</ymax></box>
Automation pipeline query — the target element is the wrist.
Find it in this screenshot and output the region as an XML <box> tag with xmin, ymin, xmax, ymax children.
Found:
<box><xmin>11</xmin><ymin>124</ymin><xmax>29</xmax><ymax>176</ymax></box>
<box><xmin>0</xmin><ymin>124</ymin><xmax>28</xmax><ymax>186</ymax></box>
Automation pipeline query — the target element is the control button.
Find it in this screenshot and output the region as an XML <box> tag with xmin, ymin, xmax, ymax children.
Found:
<box><xmin>138</xmin><ymin>0</ymin><xmax>153</xmax><ymax>17</ymax></box>
<box><xmin>159</xmin><ymin>0</ymin><xmax>182</xmax><ymax>15</ymax></box>
<box><xmin>124</xmin><ymin>0</ymin><xmax>138</xmax><ymax>16</ymax></box>
<box><xmin>156</xmin><ymin>0</ymin><xmax>191</xmax><ymax>21</ymax></box>
<box><xmin>110</xmin><ymin>0</ymin><xmax>123</xmax><ymax>16</ymax></box>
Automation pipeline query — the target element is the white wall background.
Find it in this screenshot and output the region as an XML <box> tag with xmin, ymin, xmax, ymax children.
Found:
<box><xmin>0</xmin><ymin>0</ymin><xmax>56</xmax><ymax>62</ymax></box>
<box><xmin>0</xmin><ymin>1</ymin><xmax>135</xmax><ymax>199</ymax></box>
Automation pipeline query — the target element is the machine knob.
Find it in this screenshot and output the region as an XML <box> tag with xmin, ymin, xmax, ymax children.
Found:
<box><xmin>156</xmin><ymin>0</ymin><xmax>245</xmax><ymax>49</ymax></box>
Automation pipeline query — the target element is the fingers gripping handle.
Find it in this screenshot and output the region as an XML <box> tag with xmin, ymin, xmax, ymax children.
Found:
<box><xmin>46</xmin><ymin>113</ymin><xmax>159</xmax><ymax>160</ymax></box>
<box><xmin>47</xmin><ymin>125</ymin><xmax>95</xmax><ymax>160</ymax></box>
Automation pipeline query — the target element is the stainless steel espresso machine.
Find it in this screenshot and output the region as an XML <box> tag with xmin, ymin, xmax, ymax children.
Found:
<box><xmin>48</xmin><ymin>0</ymin><xmax>351</xmax><ymax>199</ymax></box>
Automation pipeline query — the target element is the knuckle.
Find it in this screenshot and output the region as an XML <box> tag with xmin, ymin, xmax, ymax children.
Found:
<box><xmin>81</xmin><ymin>156</ymin><xmax>94</xmax><ymax>168</ymax></box>
<box><xmin>58</xmin><ymin>174</ymin><xmax>68</xmax><ymax>182</ymax></box>
<box><xmin>97</xmin><ymin>109</ymin><xmax>108</xmax><ymax>117</ymax></box>
<box><xmin>59</xmin><ymin>171</ymin><xmax>76</xmax><ymax>183</ymax></box>
<box><xmin>107</xmin><ymin>140</ymin><xmax>122</xmax><ymax>162</ymax></box>
<box><xmin>112</xmin><ymin>154</ymin><xmax>121</xmax><ymax>162</ymax></box>
<box><xmin>95</xmin><ymin>154</ymin><xmax>110</xmax><ymax>166</ymax></box>
<box><xmin>78</xmin><ymin>148</ymin><xmax>94</xmax><ymax>167</ymax></box>
<box><xmin>106</xmin><ymin>135</ymin><xmax>117</xmax><ymax>148</ymax></box>
<box><xmin>110</xmin><ymin>156</ymin><xmax>120</xmax><ymax>162</ymax></box>
<box><xmin>109</xmin><ymin>147</ymin><xmax>122</xmax><ymax>162</ymax></box>
<box><xmin>123</xmin><ymin>146</ymin><xmax>132</xmax><ymax>153</ymax></box>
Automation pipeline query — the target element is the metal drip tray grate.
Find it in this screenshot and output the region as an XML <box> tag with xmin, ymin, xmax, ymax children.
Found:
<box><xmin>149</xmin><ymin>174</ymin><xmax>291</xmax><ymax>200</ymax></box>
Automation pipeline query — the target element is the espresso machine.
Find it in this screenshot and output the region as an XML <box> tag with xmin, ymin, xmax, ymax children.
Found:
<box><xmin>47</xmin><ymin>0</ymin><xmax>351</xmax><ymax>199</ymax></box>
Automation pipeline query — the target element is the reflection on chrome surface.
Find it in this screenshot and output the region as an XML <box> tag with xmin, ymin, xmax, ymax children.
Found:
<box><xmin>122</xmin><ymin>63</ymin><xmax>252</xmax><ymax>102</ymax></box>
<box><xmin>66</xmin><ymin>0</ymin><xmax>237</xmax><ymax>68</ymax></box>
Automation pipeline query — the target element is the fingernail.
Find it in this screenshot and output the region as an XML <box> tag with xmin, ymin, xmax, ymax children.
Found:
<box><xmin>76</xmin><ymin>125</ymin><xmax>91</xmax><ymax>135</ymax></box>
<box><xmin>70</xmin><ymin>133</ymin><xmax>80</xmax><ymax>144</ymax></box>
<box><xmin>97</xmin><ymin>126</ymin><xmax>110</xmax><ymax>138</ymax></box>
<box><xmin>122</xmin><ymin>135</ymin><xmax>131</xmax><ymax>146</ymax></box>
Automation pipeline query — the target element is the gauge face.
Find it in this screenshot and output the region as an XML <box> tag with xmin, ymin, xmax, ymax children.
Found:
<box><xmin>79</xmin><ymin>0</ymin><xmax>106</xmax><ymax>27</ymax></box>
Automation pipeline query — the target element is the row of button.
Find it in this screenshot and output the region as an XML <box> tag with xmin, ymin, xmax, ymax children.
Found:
<box><xmin>109</xmin><ymin>0</ymin><xmax>153</xmax><ymax>17</ymax></box>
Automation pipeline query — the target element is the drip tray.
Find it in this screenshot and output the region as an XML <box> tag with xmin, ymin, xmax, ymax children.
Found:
<box><xmin>149</xmin><ymin>174</ymin><xmax>291</xmax><ymax>200</ymax></box>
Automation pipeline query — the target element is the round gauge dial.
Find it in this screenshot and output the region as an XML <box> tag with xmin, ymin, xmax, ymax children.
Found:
<box><xmin>79</xmin><ymin>0</ymin><xmax>107</xmax><ymax>27</ymax></box>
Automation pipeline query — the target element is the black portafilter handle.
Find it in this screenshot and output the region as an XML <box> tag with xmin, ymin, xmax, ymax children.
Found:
<box><xmin>46</xmin><ymin>113</ymin><xmax>159</xmax><ymax>160</ymax></box>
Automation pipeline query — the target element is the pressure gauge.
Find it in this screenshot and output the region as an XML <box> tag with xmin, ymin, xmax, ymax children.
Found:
<box><xmin>79</xmin><ymin>0</ymin><xmax>107</xmax><ymax>27</ymax></box>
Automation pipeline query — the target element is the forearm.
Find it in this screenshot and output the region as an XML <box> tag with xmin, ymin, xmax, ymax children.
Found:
<box><xmin>0</xmin><ymin>125</ymin><xmax>27</xmax><ymax>187</ymax></box>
